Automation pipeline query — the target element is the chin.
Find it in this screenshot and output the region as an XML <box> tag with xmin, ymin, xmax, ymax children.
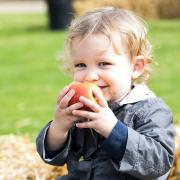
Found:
<box><xmin>103</xmin><ymin>93</ymin><xmax>112</xmax><ymax>102</ymax></box>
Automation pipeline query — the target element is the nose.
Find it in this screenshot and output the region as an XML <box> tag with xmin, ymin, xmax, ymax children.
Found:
<box><xmin>85</xmin><ymin>69</ymin><xmax>99</xmax><ymax>82</ymax></box>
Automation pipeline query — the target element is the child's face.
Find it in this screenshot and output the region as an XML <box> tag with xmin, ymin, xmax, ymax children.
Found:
<box><xmin>70</xmin><ymin>33</ymin><xmax>134</xmax><ymax>102</ymax></box>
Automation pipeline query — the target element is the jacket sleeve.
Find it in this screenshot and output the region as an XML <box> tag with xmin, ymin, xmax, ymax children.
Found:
<box><xmin>111</xmin><ymin>99</ymin><xmax>174</xmax><ymax>179</ymax></box>
<box><xmin>36</xmin><ymin>121</ymin><xmax>72</xmax><ymax>166</ymax></box>
<box><xmin>101</xmin><ymin>120</ymin><xmax>128</xmax><ymax>160</ymax></box>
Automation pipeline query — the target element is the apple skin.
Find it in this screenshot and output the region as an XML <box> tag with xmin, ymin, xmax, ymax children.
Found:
<box><xmin>68</xmin><ymin>82</ymin><xmax>103</xmax><ymax>111</ymax></box>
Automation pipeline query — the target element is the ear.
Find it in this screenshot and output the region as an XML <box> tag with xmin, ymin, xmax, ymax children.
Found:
<box><xmin>132</xmin><ymin>55</ymin><xmax>146</xmax><ymax>79</ymax></box>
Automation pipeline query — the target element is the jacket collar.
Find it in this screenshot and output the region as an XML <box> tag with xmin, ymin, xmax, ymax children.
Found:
<box><xmin>116</xmin><ymin>83</ymin><xmax>156</xmax><ymax>106</ymax></box>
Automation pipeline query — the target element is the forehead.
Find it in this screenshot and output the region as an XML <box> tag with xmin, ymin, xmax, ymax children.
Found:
<box><xmin>70</xmin><ymin>33</ymin><xmax>126</xmax><ymax>58</ymax></box>
<box><xmin>71</xmin><ymin>34</ymin><xmax>109</xmax><ymax>54</ymax></box>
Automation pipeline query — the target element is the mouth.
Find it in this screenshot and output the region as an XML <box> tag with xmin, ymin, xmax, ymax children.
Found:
<box><xmin>99</xmin><ymin>85</ymin><xmax>108</xmax><ymax>90</ymax></box>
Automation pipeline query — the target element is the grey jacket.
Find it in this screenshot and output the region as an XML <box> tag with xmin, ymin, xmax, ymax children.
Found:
<box><xmin>36</xmin><ymin>85</ymin><xmax>174</xmax><ymax>180</ymax></box>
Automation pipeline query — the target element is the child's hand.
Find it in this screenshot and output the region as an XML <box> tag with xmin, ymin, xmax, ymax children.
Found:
<box><xmin>72</xmin><ymin>90</ymin><xmax>118</xmax><ymax>138</ymax></box>
<box><xmin>53</xmin><ymin>86</ymin><xmax>84</xmax><ymax>133</ymax></box>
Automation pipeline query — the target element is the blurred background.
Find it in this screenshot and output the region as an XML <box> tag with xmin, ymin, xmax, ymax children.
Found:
<box><xmin>0</xmin><ymin>0</ymin><xmax>180</xmax><ymax>141</ymax></box>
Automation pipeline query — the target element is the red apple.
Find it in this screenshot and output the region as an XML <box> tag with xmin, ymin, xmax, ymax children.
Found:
<box><xmin>68</xmin><ymin>82</ymin><xmax>103</xmax><ymax>111</ymax></box>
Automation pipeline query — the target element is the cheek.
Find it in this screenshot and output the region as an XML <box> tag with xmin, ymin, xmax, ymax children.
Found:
<box><xmin>73</xmin><ymin>72</ymin><xmax>83</xmax><ymax>81</ymax></box>
<box><xmin>111</xmin><ymin>69</ymin><xmax>132</xmax><ymax>90</ymax></box>
<box><xmin>121</xmin><ymin>64</ymin><xmax>134</xmax><ymax>82</ymax></box>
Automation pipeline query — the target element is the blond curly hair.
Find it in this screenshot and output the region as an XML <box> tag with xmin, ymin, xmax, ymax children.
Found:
<box><xmin>63</xmin><ymin>7</ymin><xmax>153</xmax><ymax>83</ymax></box>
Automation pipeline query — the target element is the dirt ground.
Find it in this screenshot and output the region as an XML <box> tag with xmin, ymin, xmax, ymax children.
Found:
<box><xmin>0</xmin><ymin>0</ymin><xmax>46</xmax><ymax>13</ymax></box>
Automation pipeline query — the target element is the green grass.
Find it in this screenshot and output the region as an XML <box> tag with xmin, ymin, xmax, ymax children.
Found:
<box><xmin>0</xmin><ymin>13</ymin><xmax>72</xmax><ymax>140</ymax></box>
<box><xmin>0</xmin><ymin>13</ymin><xmax>179</xmax><ymax>140</ymax></box>
<box><xmin>148</xmin><ymin>20</ymin><xmax>180</xmax><ymax>124</ymax></box>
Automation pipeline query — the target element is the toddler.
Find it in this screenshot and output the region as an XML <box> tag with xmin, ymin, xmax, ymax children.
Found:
<box><xmin>36</xmin><ymin>7</ymin><xmax>174</xmax><ymax>179</ymax></box>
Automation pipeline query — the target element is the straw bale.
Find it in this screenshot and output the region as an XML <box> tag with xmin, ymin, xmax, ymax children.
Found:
<box><xmin>73</xmin><ymin>0</ymin><xmax>158</xmax><ymax>19</ymax></box>
<box><xmin>0</xmin><ymin>126</ymin><xmax>180</xmax><ymax>179</ymax></box>
<box><xmin>168</xmin><ymin>127</ymin><xmax>180</xmax><ymax>180</ymax></box>
<box><xmin>0</xmin><ymin>134</ymin><xmax>67</xmax><ymax>180</ymax></box>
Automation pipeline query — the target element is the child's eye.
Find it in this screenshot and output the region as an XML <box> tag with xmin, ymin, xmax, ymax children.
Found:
<box><xmin>74</xmin><ymin>63</ymin><xmax>86</xmax><ymax>68</ymax></box>
<box><xmin>99</xmin><ymin>62</ymin><xmax>111</xmax><ymax>66</ymax></box>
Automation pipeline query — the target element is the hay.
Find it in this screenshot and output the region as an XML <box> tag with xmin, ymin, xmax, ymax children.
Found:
<box><xmin>0</xmin><ymin>134</ymin><xmax>67</xmax><ymax>180</ymax></box>
<box><xmin>0</xmin><ymin>127</ymin><xmax>180</xmax><ymax>179</ymax></box>
<box><xmin>168</xmin><ymin>127</ymin><xmax>180</xmax><ymax>180</ymax></box>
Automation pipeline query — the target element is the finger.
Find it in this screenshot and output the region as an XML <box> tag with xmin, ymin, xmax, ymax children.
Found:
<box><xmin>76</xmin><ymin>120</ymin><xmax>94</xmax><ymax>129</ymax></box>
<box><xmin>79</xmin><ymin>96</ymin><xmax>100</xmax><ymax>112</ymax></box>
<box><xmin>59</xmin><ymin>89</ymin><xmax>75</xmax><ymax>108</ymax></box>
<box><xmin>72</xmin><ymin>109</ymin><xmax>96</xmax><ymax>119</ymax></box>
<box><xmin>93</xmin><ymin>89</ymin><xmax>108</xmax><ymax>108</ymax></box>
<box><xmin>57</xmin><ymin>86</ymin><xmax>70</xmax><ymax>104</ymax></box>
<box><xmin>66</xmin><ymin>102</ymin><xmax>84</xmax><ymax>113</ymax></box>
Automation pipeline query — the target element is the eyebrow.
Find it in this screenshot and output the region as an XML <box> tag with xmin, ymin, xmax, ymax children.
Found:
<box><xmin>97</xmin><ymin>49</ymin><xmax>108</xmax><ymax>54</ymax></box>
<box><xmin>72</xmin><ymin>59</ymin><xmax>83</xmax><ymax>63</ymax></box>
<box><xmin>72</xmin><ymin>49</ymin><xmax>108</xmax><ymax>62</ymax></box>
